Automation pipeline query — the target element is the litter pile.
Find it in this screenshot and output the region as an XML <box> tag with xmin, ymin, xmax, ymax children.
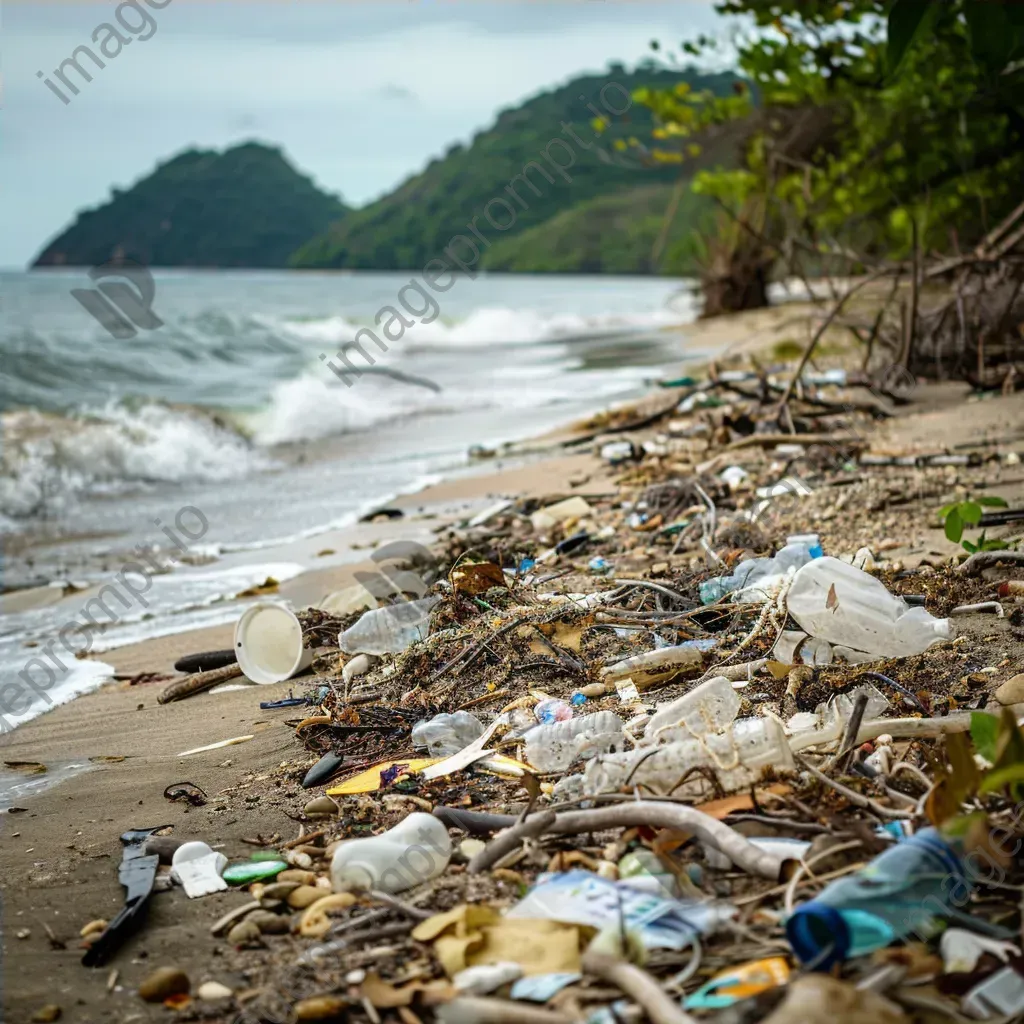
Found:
<box><xmin>83</xmin><ymin>366</ymin><xmax>1024</xmax><ymax>1023</ymax></box>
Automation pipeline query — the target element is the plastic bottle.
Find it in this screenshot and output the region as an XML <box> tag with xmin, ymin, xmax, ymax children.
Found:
<box><xmin>523</xmin><ymin>711</ymin><xmax>625</xmax><ymax>773</ymax></box>
<box><xmin>339</xmin><ymin>596</ymin><xmax>439</xmax><ymax>656</ymax></box>
<box><xmin>583</xmin><ymin>716</ymin><xmax>794</xmax><ymax>798</ymax></box>
<box><xmin>534</xmin><ymin>698</ymin><xmax>573</xmax><ymax>724</ymax></box>
<box><xmin>786</xmin><ymin>827</ymin><xmax>974</xmax><ymax>969</ymax></box>
<box><xmin>330</xmin><ymin>812</ymin><xmax>452</xmax><ymax>894</ymax></box>
<box><xmin>411</xmin><ymin>711</ymin><xmax>485</xmax><ymax>756</ymax></box>
<box><xmin>787</xmin><ymin>557</ymin><xmax>953</xmax><ymax>658</ymax></box>
<box><xmin>699</xmin><ymin>537</ymin><xmax>820</xmax><ymax>605</ymax></box>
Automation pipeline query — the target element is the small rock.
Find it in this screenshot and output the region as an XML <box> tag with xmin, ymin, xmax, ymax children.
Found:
<box><xmin>248</xmin><ymin>909</ymin><xmax>290</xmax><ymax>935</ymax></box>
<box><xmin>16</xmin><ymin>928</ymin><xmax>30</xmax><ymax>939</ymax></box>
<box><xmin>79</xmin><ymin>919</ymin><xmax>107</xmax><ymax>939</ymax></box>
<box><xmin>302</xmin><ymin>752</ymin><xmax>344</xmax><ymax>789</ymax></box>
<box><xmin>295</xmin><ymin>994</ymin><xmax>348</xmax><ymax>1021</ymax></box>
<box><xmin>284</xmin><ymin>850</ymin><xmax>314</xmax><ymax>870</ymax></box>
<box><xmin>995</xmin><ymin>673</ymin><xmax>1024</xmax><ymax>706</ymax></box>
<box><xmin>287</xmin><ymin>885</ymin><xmax>325</xmax><ymax>909</ymax></box>
<box><xmin>277</xmin><ymin>869</ymin><xmax>315</xmax><ymax>885</ymax></box>
<box><xmin>304</xmin><ymin>796</ymin><xmax>340</xmax><ymax>817</ymax></box>
<box><xmin>197</xmin><ymin>981</ymin><xmax>233</xmax><ymax>1001</ymax></box>
<box><xmin>138</xmin><ymin>967</ymin><xmax>190</xmax><ymax>1003</ymax></box>
<box><xmin>457</xmin><ymin>838</ymin><xmax>486</xmax><ymax>862</ymax></box>
<box><xmin>226</xmin><ymin>920</ymin><xmax>263</xmax><ymax>947</ymax></box>
<box><xmin>210</xmin><ymin>900</ymin><xmax>260</xmax><ymax>936</ymax></box>
<box><xmin>31</xmin><ymin>1006</ymin><xmax>62</xmax><ymax>1023</ymax></box>
<box><xmin>259</xmin><ymin>881</ymin><xmax>300</xmax><ymax>901</ymax></box>
<box><xmin>650</xmin><ymin>562</ymin><xmax>669</xmax><ymax>577</ymax></box>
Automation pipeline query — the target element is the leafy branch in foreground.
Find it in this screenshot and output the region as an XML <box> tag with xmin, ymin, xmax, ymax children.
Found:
<box><xmin>937</xmin><ymin>495</ymin><xmax>1008</xmax><ymax>553</ymax></box>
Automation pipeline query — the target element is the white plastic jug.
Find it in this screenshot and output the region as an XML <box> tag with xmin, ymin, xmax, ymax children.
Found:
<box><xmin>787</xmin><ymin>557</ymin><xmax>952</xmax><ymax>659</ymax></box>
<box><xmin>330</xmin><ymin>812</ymin><xmax>451</xmax><ymax>894</ymax></box>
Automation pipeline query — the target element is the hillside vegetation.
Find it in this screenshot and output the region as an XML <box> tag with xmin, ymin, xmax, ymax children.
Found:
<box><xmin>291</xmin><ymin>65</ymin><xmax>739</xmax><ymax>273</ymax></box>
<box><xmin>32</xmin><ymin>143</ymin><xmax>347</xmax><ymax>269</ymax></box>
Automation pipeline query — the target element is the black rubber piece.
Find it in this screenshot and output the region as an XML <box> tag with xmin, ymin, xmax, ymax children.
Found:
<box><xmin>173</xmin><ymin>648</ymin><xmax>237</xmax><ymax>673</ymax></box>
<box><xmin>302</xmin><ymin>752</ymin><xmax>344</xmax><ymax>789</ymax></box>
<box><xmin>432</xmin><ymin>806</ymin><xmax>516</xmax><ymax>834</ymax></box>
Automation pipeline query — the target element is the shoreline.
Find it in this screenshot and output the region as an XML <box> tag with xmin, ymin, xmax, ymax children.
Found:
<box><xmin>6</xmin><ymin>297</ymin><xmax>1023</xmax><ymax>1022</ymax></box>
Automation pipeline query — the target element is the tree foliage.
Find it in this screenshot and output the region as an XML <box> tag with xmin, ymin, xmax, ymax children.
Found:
<box><xmin>637</xmin><ymin>1</ymin><xmax>1024</xmax><ymax>279</ymax></box>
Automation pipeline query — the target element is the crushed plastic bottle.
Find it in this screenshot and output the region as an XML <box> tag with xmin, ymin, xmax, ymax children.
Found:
<box><xmin>787</xmin><ymin>557</ymin><xmax>953</xmax><ymax>659</ymax></box>
<box><xmin>411</xmin><ymin>711</ymin><xmax>485</xmax><ymax>756</ymax></box>
<box><xmin>786</xmin><ymin>827</ymin><xmax>976</xmax><ymax>969</ymax></box>
<box><xmin>534</xmin><ymin>698</ymin><xmax>573</xmax><ymax>724</ymax></box>
<box><xmin>583</xmin><ymin>677</ymin><xmax>890</xmax><ymax>798</ymax></box>
<box><xmin>523</xmin><ymin>711</ymin><xmax>625</xmax><ymax>773</ymax></box>
<box><xmin>339</xmin><ymin>596</ymin><xmax>440</xmax><ymax>656</ymax></box>
<box><xmin>330</xmin><ymin>811</ymin><xmax>451</xmax><ymax>894</ymax></box>
<box><xmin>699</xmin><ymin>535</ymin><xmax>821</xmax><ymax>605</ymax></box>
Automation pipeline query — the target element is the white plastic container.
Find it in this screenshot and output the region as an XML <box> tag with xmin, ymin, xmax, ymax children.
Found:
<box><xmin>234</xmin><ymin>602</ymin><xmax>313</xmax><ymax>684</ymax></box>
<box><xmin>523</xmin><ymin>711</ymin><xmax>625</xmax><ymax>773</ymax></box>
<box><xmin>330</xmin><ymin>812</ymin><xmax>452</xmax><ymax>894</ymax></box>
<box><xmin>787</xmin><ymin>557</ymin><xmax>952</xmax><ymax>659</ymax></box>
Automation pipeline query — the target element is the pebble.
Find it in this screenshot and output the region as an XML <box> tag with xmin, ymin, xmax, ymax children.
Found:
<box><xmin>302</xmin><ymin>752</ymin><xmax>343</xmax><ymax>789</ymax></box>
<box><xmin>248</xmin><ymin>909</ymin><xmax>290</xmax><ymax>935</ymax></box>
<box><xmin>16</xmin><ymin>928</ymin><xmax>30</xmax><ymax>939</ymax></box>
<box><xmin>277</xmin><ymin>869</ymin><xmax>316</xmax><ymax>885</ymax></box>
<box><xmin>259</xmin><ymin>881</ymin><xmax>300</xmax><ymax>901</ymax></box>
<box><xmin>197</xmin><ymin>981</ymin><xmax>233</xmax><ymax>1001</ymax></box>
<box><xmin>457</xmin><ymin>838</ymin><xmax>486</xmax><ymax>861</ymax></box>
<box><xmin>31</xmin><ymin>1006</ymin><xmax>62</xmax><ymax>1023</ymax></box>
<box><xmin>295</xmin><ymin>995</ymin><xmax>349</xmax><ymax>1020</ymax></box>
<box><xmin>342</xmin><ymin>654</ymin><xmax>375</xmax><ymax>682</ymax></box>
<box><xmin>226</xmin><ymin>920</ymin><xmax>264</xmax><ymax>947</ymax></box>
<box><xmin>79</xmin><ymin>919</ymin><xmax>107</xmax><ymax>939</ymax></box>
<box><xmin>995</xmin><ymin>673</ymin><xmax>1024</xmax><ymax>706</ymax></box>
<box><xmin>209</xmin><ymin>900</ymin><xmax>260</xmax><ymax>936</ymax></box>
<box><xmin>303</xmin><ymin>795</ymin><xmax>340</xmax><ymax>817</ymax></box>
<box><xmin>287</xmin><ymin>885</ymin><xmax>325</xmax><ymax>909</ymax></box>
<box><xmin>138</xmin><ymin>967</ymin><xmax>190</xmax><ymax>1002</ymax></box>
<box><xmin>285</xmin><ymin>850</ymin><xmax>314</xmax><ymax>870</ymax></box>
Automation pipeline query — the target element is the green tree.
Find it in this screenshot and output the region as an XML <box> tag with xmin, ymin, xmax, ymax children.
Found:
<box><xmin>636</xmin><ymin>1</ymin><xmax>1024</xmax><ymax>314</ymax></box>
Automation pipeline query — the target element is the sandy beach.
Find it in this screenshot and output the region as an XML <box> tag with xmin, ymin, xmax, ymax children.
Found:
<box><xmin>4</xmin><ymin>300</ymin><xmax>1024</xmax><ymax>1023</ymax></box>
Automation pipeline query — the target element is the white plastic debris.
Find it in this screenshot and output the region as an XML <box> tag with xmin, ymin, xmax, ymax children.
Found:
<box><xmin>170</xmin><ymin>841</ymin><xmax>228</xmax><ymax>898</ymax></box>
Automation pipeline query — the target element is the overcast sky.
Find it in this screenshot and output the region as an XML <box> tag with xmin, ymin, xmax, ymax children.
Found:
<box><xmin>4</xmin><ymin>1</ymin><xmax>722</xmax><ymax>268</ymax></box>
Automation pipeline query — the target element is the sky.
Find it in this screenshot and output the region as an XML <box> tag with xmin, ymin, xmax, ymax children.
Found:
<box><xmin>3</xmin><ymin>1</ymin><xmax>723</xmax><ymax>268</ymax></box>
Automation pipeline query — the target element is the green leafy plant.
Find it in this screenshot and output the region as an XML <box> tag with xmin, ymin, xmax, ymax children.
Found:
<box><xmin>938</xmin><ymin>495</ymin><xmax>1008</xmax><ymax>553</ymax></box>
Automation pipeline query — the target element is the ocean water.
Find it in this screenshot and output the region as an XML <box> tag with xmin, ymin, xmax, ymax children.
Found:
<box><xmin>0</xmin><ymin>268</ymin><xmax>703</xmax><ymax>729</ymax></box>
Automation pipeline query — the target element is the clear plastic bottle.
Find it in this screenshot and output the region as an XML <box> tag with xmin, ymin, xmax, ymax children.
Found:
<box><xmin>330</xmin><ymin>812</ymin><xmax>451</xmax><ymax>893</ymax></box>
<box><xmin>339</xmin><ymin>596</ymin><xmax>439</xmax><ymax>655</ymax></box>
<box><xmin>787</xmin><ymin>557</ymin><xmax>952</xmax><ymax>658</ymax></box>
<box><xmin>583</xmin><ymin>716</ymin><xmax>793</xmax><ymax>797</ymax></box>
<box><xmin>523</xmin><ymin>711</ymin><xmax>625</xmax><ymax>773</ymax></box>
<box><xmin>786</xmin><ymin>827</ymin><xmax>974</xmax><ymax>968</ymax></box>
<box><xmin>411</xmin><ymin>711</ymin><xmax>485</xmax><ymax>756</ymax></box>
<box><xmin>699</xmin><ymin>538</ymin><xmax>820</xmax><ymax>605</ymax></box>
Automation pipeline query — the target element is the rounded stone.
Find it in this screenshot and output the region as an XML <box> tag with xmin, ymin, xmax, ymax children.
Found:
<box><xmin>304</xmin><ymin>795</ymin><xmax>340</xmax><ymax>817</ymax></box>
<box><xmin>995</xmin><ymin>673</ymin><xmax>1024</xmax><ymax>706</ymax></box>
<box><xmin>31</xmin><ymin>1006</ymin><xmax>62</xmax><ymax>1023</ymax></box>
<box><xmin>197</xmin><ymin>981</ymin><xmax>233</xmax><ymax>1001</ymax></box>
<box><xmin>138</xmin><ymin>967</ymin><xmax>190</xmax><ymax>1003</ymax></box>
<box><xmin>226</xmin><ymin>920</ymin><xmax>263</xmax><ymax>947</ymax></box>
<box><xmin>277</xmin><ymin>869</ymin><xmax>315</xmax><ymax>885</ymax></box>
<box><xmin>248</xmin><ymin>909</ymin><xmax>290</xmax><ymax>934</ymax></box>
<box><xmin>287</xmin><ymin>885</ymin><xmax>325</xmax><ymax>909</ymax></box>
<box><xmin>295</xmin><ymin>995</ymin><xmax>348</xmax><ymax>1021</ymax></box>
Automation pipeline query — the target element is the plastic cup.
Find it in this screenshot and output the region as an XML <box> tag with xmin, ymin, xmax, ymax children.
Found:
<box><xmin>234</xmin><ymin>602</ymin><xmax>313</xmax><ymax>684</ymax></box>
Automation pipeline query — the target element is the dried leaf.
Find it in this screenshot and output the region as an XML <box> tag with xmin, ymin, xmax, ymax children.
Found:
<box><xmin>825</xmin><ymin>583</ymin><xmax>839</xmax><ymax>612</ymax></box>
<box><xmin>450</xmin><ymin>561</ymin><xmax>507</xmax><ymax>596</ymax></box>
<box><xmin>766</xmin><ymin>660</ymin><xmax>791</xmax><ymax>679</ymax></box>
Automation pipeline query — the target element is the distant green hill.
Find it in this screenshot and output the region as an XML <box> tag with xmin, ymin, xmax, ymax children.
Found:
<box><xmin>291</xmin><ymin>65</ymin><xmax>739</xmax><ymax>273</ymax></box>
<box><xmin>32</xmin><ymin>142</ymin><xmax>346</xmax><ymax>268</ymax></box>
